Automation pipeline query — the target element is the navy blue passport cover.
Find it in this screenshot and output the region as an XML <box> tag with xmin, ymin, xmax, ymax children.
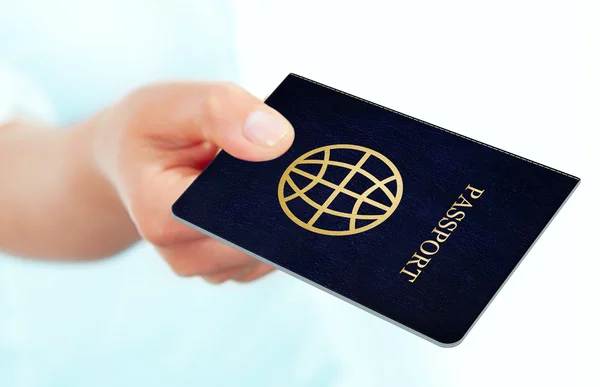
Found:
<box><xmin>172</xmin><ymin>73</ymin><xmax>579</xmax><ymax>346</ymax></box>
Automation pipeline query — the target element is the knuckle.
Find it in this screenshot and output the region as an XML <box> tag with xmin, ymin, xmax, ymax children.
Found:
<box><xmin>120</xmin><ymin>82</ymin><xmax>177</xmax><ymax>132</ymax></box>
<box><xmin>164</xmin><ymin>254</ymin><xmax>223</xmax><ymax>278</ymax></box>
<box><xmin>211</xmin><ymin>81</ymin><xmax>239</xmax><ymax>97</ymax></box>
<box><xmin>201</xmin><ymin>82</ymin><xmax>238</xmax><ymax>126</ymax></box>
<box><xmin>137</xmin><ymin>219</ymin><xmax>172</xmax><ymax>247</ymax></box>
<box><xmin>169</xmin><ymin>259</ymin><xmax>217</xmax><ymax>278</ymax></box>
<box><xmin>168</xmin><ymin>259</ymin><xmax>196</xmax><ymax>277</ymax></box>
<box><xmin>202</xmin><ymin>276</ymin><xmax>228</xmax><ymax>285</ymax></box>
<box><xmin>126</xmin><ymin>82</ymin><xmax>167</xmax><ymax>103</ymax></box>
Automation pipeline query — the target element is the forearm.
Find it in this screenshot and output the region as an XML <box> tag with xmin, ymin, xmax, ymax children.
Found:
<box><xmin>0</xmin><ymin>120</ymin><xmax>139</xmax><ymax>260</ymax></box>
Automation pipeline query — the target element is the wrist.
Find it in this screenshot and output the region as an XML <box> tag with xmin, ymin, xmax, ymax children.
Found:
<box><xmin>66</xmin><ymin>113</ymin><xmax>132</xmax><ymax>223</ymax></box>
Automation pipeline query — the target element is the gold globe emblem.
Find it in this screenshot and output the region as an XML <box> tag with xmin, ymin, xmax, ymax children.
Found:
<box><xmin>278</xmin><ymin>144</ymin><xmax>403</xmax><ymax>236</ymax></box>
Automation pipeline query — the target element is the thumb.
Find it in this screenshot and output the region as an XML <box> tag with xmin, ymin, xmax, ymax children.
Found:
<box><xmin>107</xmin><ymin>82</ymin><xmax>294</xmax><ymax>246</ymax></box>
<box><xmin>131</xmin><ymin>82</ymin><xmax>295</xmax><ymax>162</ymax></box>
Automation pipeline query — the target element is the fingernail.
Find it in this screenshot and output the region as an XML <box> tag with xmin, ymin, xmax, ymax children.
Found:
<box><xmin>243</xmin><ymin>110</ymin><xmax>292</xmax><ymax>147</ymax></box>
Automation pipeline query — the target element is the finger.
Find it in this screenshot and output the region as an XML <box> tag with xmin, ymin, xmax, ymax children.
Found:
<box><xmin>131</xmin><ymin>171</ymin><xmax>200</xmax><ymax>246</ymax></box>
<box><xmin>118</xmin><ymin>141</ymin><xmax>218</xmax><ymax>246</ymax></box>
<box><xmin>130</xmin><ymin>82</ymin><xmax>295</xmax><ymax>162</ymax></box>
<box><xmin>156</xmin><ymin>237</ymin><xmax>259</xmax><ymax>277</ymax></box>
<box><xmin>202</xmin><ymin>262</ymin><xmax>259</xmax><ymax>284</ymax></box>
<box><xmin>234</xmin><ymin>263</ymin><xmax>276</xmax><ymax>283</ymax></box>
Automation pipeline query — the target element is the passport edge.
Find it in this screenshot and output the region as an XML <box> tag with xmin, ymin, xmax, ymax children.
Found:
<box><xmin>444</xmin><ymin>178</ymin><xmax>581</xmax><ymax>346</ymax></box>
<box><xmin>172</xmin><ymin>178</ymin><xmax>580</xmax><ymax>347</ymax></box>
<box><xmin>287</xmin><ymin>73</ymin><xmax>580</xmax><ymax>183</ymax></box>
<box><xmin>171</xmin><ymin>207</ymin><xmax>460</xmax><ymax>348</ymax></box>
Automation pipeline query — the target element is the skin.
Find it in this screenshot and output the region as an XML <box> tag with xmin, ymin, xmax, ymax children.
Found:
<box><xmin>0</xmin><ymin>82</ymin><xmax>295</xmax><ymax>284</ymax></box>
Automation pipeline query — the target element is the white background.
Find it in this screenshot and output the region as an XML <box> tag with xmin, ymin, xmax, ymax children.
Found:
<box><xmin>232</xmin><ymin>1</ymin><xmax>598</xmax><ymax>386</ymax></box>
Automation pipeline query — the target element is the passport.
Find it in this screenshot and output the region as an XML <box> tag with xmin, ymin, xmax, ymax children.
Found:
<box><xmin>172</xmin><ymin>73</ymin><xmax>579</xmax><ymax>346</ymax></box>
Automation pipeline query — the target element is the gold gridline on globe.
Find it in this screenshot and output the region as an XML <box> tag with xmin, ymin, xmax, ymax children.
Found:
<box><xmin>278</xmin><ymin>144</ymin><xmax>403</xmax><ymax>236</ymax></box>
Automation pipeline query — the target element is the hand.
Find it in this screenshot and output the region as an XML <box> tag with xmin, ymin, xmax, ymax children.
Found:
<box><xmin>79</xmin><ymin>82</ymin><xmax>294</xmax><ymax>283</ymax></box>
